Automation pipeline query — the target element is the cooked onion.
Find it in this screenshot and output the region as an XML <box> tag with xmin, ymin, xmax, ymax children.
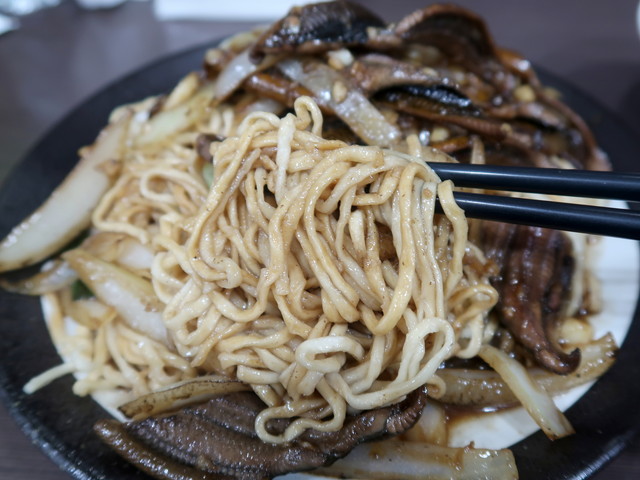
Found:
<box><xmin>135</xmin><ymin>82</ymin><xmax>215</xmax><ymax>147</ymax></box>
<box><xmin>119</xmin><ymin>376</ymin><xmax>249</xmax><ymax>420</ymax></box>
<box><xmin>0</xmin><ymin>113</ymin><xmax>130</xmax><ymax>272</ymax></box>
<box><xmin>279</xmin><ymin>58</ymin><xmax>402</xmax><ymax>146</ymax></box>
<box><xmin>214</xmin><ymin>49</ymin><xmax>260</xmax><ymax>100</ymax></box>
<box><xmin>478</xmin><ymin>344</ymin><xmax>574</xmax><ymax>440</ymax></box>
<box><xmin>317</xmin><ymin>440</ymin><xmax>518</xmax><ymax>480</ymax></box>
<box><xmin>0</xmin><ymin>259</ymin><xmax>77</xmax><ymax>295</ymax></box>
<box><xmin>438</xmin><ymin>334</ymin><xmax>617</xmax><ymax>408</ymax></box>
<box><xmin>62</xmin><ymin>249</ymin><xmax>169</xmax><ymax>347</ymax></box>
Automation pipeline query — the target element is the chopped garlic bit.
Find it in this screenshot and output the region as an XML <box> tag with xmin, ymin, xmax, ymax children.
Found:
<box><xmin>421</xmin><ymin>66</ymin><xmax>438</xmax><ymax>77</ymax></box>
<box><xmin>332</xmin><ymin>81</ymin><xmax>348</xmax><ymax>103</ymax></box>
<box><xmin>430</xmin><ymin>126</ymin><xmax>450</xmax><ymax>143</ymax></box>
<box><xmin>327</xmin><ymin>48</ymin><xmax>354</xmax><ymax>70</ymax></box>
<box><xmin>559</xmin><ymin>317</ymin><xmax>594</xmax><ymax>346</ymax></box>
<box><xmin>285</xmin><ymin>16</ymin><xmax>301</xmax><ymax>34</ymax></box>
<box><xmin>514</xmin><ymin>84</ymin><xmax>536</xmax><ymax>103</ymax></box>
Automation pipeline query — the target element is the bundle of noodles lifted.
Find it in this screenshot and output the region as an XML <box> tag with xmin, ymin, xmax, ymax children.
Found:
<box><xmin>97</xmin><ymin>97</ymin><xmax>510</xmax><ymax>478</ymax></box>
<box><xmin>0</xmin><ymin>2</ymin><xmax>621</xmax><ymax>480</ymax></box>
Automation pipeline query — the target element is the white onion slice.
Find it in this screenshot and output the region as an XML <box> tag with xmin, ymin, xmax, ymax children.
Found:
<box><xmin>312</xmin><ymin>440</ymin><xmax>518</xmax><ymax>480</ymax></box>
<box><xmin>63</xmin><ymin>249</ymin><xmax>170</xmax><ymax>347</ymax></box>
<box><xmin>438</xmin><ymin>334</ymin><xmax>617</xmax><ymax>407</ymax></box>
<box><xmin>479</xmin><ymin>344</ymin><xmax>574</xmax><ymax>440</ymax></box>
<box><xmin>135</xmin><ymin>82</ymin><xmax>215</xmax><ymax>147</ymax></box>
<box><xmin>214</xmin><ymin>49</ymin><xmax>280</xmax><ymax>102</ymax></box>
<box><xmin>0</xmin><ymin>259</ymin><xmax>77</xmax><ymax>295</ymax></box>
<box><xmin>279</xmin><ymin>59</ymin><xmax>402</xmax><ymax>147</ymax></box>
<box><xmin>0</xmin><ymin>114</ymin><xmax>130</xmax><ymax>272</ymax></box>
<box><xmin>214</xmin><ymin>49</ymin><xmax>259</xmax><ymax>100</ymax></box>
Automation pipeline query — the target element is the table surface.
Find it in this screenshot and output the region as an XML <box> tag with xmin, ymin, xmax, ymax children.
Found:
<box><xmin>0</xmin><ymin>1</ymin><xmax>639</xmax><ymax>479</ymax></box>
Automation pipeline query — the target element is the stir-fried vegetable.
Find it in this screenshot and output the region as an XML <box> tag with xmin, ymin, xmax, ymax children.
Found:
<box><xmin>0</xmin><ymin>113</ymin><xmax>130</xmax><ymax>272</ymax></box>
<box><xmin>438</xmin><ymin>334</ymin><xmax>617</xmax><ymax>408</ymax></box>
<box><xmin>316</xmin><ymin>440</ymin><xmax>518</xmax><ymax>480</ymax></box>
<box><xmin>478</xmin><ymin>345</ymin><xmax>574</xmax><ymax>440</ymax></box>
<box><xmin>63</xmin><ymin>249</ymin><xmax>169</xmax><ymax>347</ymax></box>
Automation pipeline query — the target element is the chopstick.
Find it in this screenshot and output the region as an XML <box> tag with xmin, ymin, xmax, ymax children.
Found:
<box><xmin>428</xmin><ymin>163</ymin><xmax>640</xmax><ymax>240</ymax></box>
<box><xmin>451</xmin><ymin>192</ymin><xmax>640</xmax><ymax>239</ymax></box>
<box><xmin>429</xmin><ymin>163</ymin><xmax>640</xmax><ymax>202</ymax></box>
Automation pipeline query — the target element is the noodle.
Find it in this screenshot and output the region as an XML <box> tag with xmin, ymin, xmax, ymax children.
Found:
<box><xmin>44</xmin><ymin>95</ymin><xmax>498</xmax><ymax>445</ymax></box>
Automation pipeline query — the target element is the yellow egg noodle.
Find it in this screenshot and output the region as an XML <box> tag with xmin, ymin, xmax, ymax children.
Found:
<box><xmin>36</xmin><ymin>94</ymin><xmax>499</xmax><ymax>445</ymax></box>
